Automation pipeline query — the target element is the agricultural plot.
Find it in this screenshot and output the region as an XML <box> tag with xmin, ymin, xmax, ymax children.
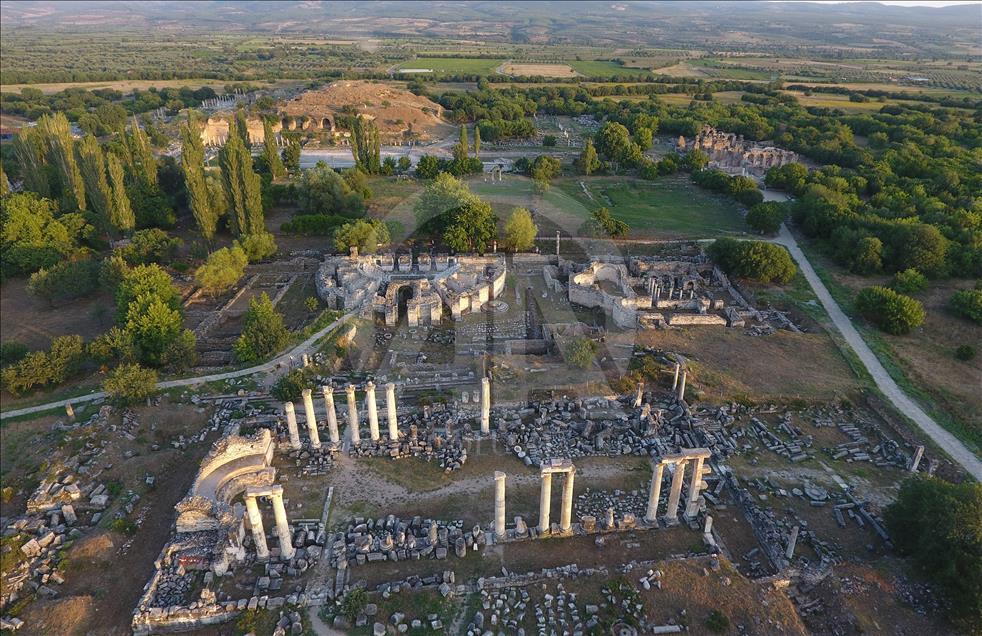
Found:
<box><xmin>499</xmin><ymin>63</ymin><xmax>580</xmax><ymax>78</ymax></box>
<box><xmin>395</xmin><ymin>57</ymin><xmax>503</xmax><ymax>75</ymax></box>
<box><xmin>568</xmin><ymin>59</ymin><xmax>651</xmax><ymax>78</ymax></box>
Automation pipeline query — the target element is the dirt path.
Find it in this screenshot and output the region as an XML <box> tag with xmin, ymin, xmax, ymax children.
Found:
<box><xmin>773</xmin><ymin>225</ymin><xmax>982</xmax><ymax>481</ymax></box>
<box><xmin>0</xmin><ymin>313</ymin><xmax>355</xmax><ymax>421</ymax></box>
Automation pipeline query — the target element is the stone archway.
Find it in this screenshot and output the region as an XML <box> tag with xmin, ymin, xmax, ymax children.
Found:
<box><xmin>397</xmin><ymin>285</ymin><xmax>414</xmax><ymax>322</ymax></box>
<box><xmin>321</xmin><ymin>117</ymin><xmax>332</xmax><ymax>131</ymax></box>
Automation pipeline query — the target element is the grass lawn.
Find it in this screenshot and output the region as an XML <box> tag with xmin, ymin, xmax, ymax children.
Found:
<box><xmin>557</xmin><ymin>176</ymin><xmax>750</xmax><ymax>239</ymax></box>
<box><xmin>396</xmin><ymin>57</ymin><xmax>503</xmax><ymax>75</ymax></box>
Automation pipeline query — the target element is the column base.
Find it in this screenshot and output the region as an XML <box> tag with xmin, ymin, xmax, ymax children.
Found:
<box><xmin>662</xmin><ymin>515</ymin><xmax>680</xmax><ymax>527</ymax></box>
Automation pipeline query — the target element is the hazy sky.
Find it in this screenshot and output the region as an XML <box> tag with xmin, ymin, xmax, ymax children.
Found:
<box><xmin>780</xmin><ymin>1</ymin><xmax>980</xmax><ymax>6</ymax></box>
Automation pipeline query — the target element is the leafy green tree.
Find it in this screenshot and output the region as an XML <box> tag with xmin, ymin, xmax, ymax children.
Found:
<box><xmin>262</xmin><ymin>119</ymin><xmax>286</xmax><ymax>180</ymax></box>
<box><xmin>118</xmin><ymin>228</ymin><xmax>181</xmax><ymax>265</ymax></box>
<box><xmin>415</xmin><ymin>155</ymin><xmax>441</xmax><ymax>179</ymax></box>
<box><xmin>950</xmin><ymin>289</ymin><xmax>982</xmax><ymax>325</ymax></box>
<box><xmin>0</xmin><ymin>192</ymin><xmax>77</xmax><ymax>275</ymax></box>
<box><xmin>349</xmin><ymin>116</ymin><xmax>381</xmax><ymax>174</ymax></box>
<box><xmin>745</xmin><ymin>202</ymin><xmax>787</xmax><ymax>234</ymax></box>
<box><xmin>682</xmin><ymin>148</ymin><xmax>709</xmax><ymax>172</ymax></box>
<box><xmin>443</xmin><ymin>199</ymin><xmax>496</xmax><ymax>253</ymax></box>
<box><xmin>237</xmin><ymin>231</ymin><xmax>278</xmax><ymax>263</ymax></box>
<box><xmin>764</xmin><ymin>163</ymin><xmax>808</xmax><ymax>193</ymax></box>
<box><xmin>115</xmin><ymin>263</ymin><xmax>181</xmax><ymax>324</ymax></box>
<box><xmin>123</xmin><ymin>117</ymin><xmax>158</xmax><ymax>189</ymax></box>
<box><xmin>220</xmin><ymin>118</ymin><xmax>265</xmax><ymax>236</ymax></box>
<box><xmin>27</xmin><ymin>258</ymin><xmax>100</xmax><ymax>306</ymax></box>
<box><xmin>0</xmin><ymin>335</ymin><xmax>86</xmax><ymax>396</ymax></box>
<box><xmin>282</xmin><ymin>138</ymin><xmax>301</xmax><ymax>173</ymax></box>
<box><xmin>161</xmin><ymin>326</ymin><xmax>198</xmax><ymax>373</ymax></box>
<box><xmin>125</xmin><ymin>295</ymin><xmax>187</xmax><ymax>366</ymax></box>
<box><xmin>708</xmin><ymin>238</ymin><xmax>797</xmax><ymax>284</ymax></box>
<box><xmin>40</xmin><ymin>113</ymin><xmax>86</xmax><ymax>211</ymax></box>
<box><xmin>574</xmin><ymin>139</ymin><xmax>600</xmax><ymax>175</ymax></box>
<box><xmin>397</xmin><ymin>156</ymin><xmax>412</xmax><ymax>173</ymax></box>
<box><xmin>297</xmin><ymin>162</ymin><xmax>365</xmax><ymax>218</ymax></box>
<box><xmin>106</xmin><ymin>153</ymin><xmax>135</xmax><ymax>233</ymax></box>
<box><xmin>852</xmin><ymin>236</ymin><xmax>884</xmax><ymax>275</ymax></box>
<box><xmin>76</xmin><ymin>135</ymin><xmax>112</xmax><ymax>226</ymax></box>
<box><xmin>454</xmin><ymin>125</ymin><xmax>469</xmax><ymax>162</ymax></box>
<box><xmin>890</xmin><ymin>268</ymin><xmax>927</xmax><ymax>295</ymax></box>
<box><xmin>195</xmin><ymin>244</ymin><xmax>248</xmax><ymax>293</ymax></box>
<box><xmin>885</xmin><ymin>477</ymin><xmax>982</xmax><ymax>629</ymax></box>
<box><xmin>503</xmin><ymin>207</ymin><xmax>537</xmax><ymax>252</ymax></box>
<box><xmin>530</xmin><ymin>155</ymin><xmax>562</xmax><ymax>184</ymax></box>
<box><xmin>473</xmin><ymin>125</ymin><xmax>481</xmax><ymax>158</ymax></box>
<box><xmin>102</xmin><ymin>363</ymin><xmax>158</xmax><ymax>407</ymax></box>
<box><xmin>180</xmin><ymin>114</ymin><xmax>219</xmax><ymax>244</ymax></box>
<box><xmin>234</xmin><ymin>292</ymin><xmax>289</xmax><ymax>363</ymax></box>
<box><xmin>334</xmin><ymin>219</ymin><xmax>390</xmax><ymax>255</ymax></box>
<box><xmin>595</xmin><ymin>122</ymin><xmax>643</xmax><ymax>169</ymax></box>
<box><xmin>855</xmin><ymin>286</ymin><xmax>926</xmax><ymax>335</ymax></box>
<box><xmin>0</xmin><ymin>163</ymin><xmax>9</xmax><ymax>197</ymax></box>
<box><xmin>12</xmin><ymin>126</ymin><xmax>50</xmax><ymax>197</ymax></box>
<box><xmin>587</xmin><ymin>207</ymin><xmax>629</xmax><ymax>239</ymax></box>
<box><xmin>414</xmin><ymin>172</ymin><xmax>479</xmax><ymax>225</ymax></box>
<box><xmin>562</xmin><ymin>337</ymin><xmax>598</xmax><ymax>369</ymax></box>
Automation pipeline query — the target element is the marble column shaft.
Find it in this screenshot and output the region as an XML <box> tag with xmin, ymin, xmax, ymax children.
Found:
<box><xmin>538</xmin><ymin>473</ymin><xmax>553</xmax><ymax>533</ymax></box>
<box><xmin>672</xmin><ymin>363</ymin><xmax>680</xmax><ymax>391</ymax></box>
<box><xmin>494</xmin><ymin>471</ymin><xmax>507</xmax><ymax>538</ymax></box>
<box><xmin>677</xmin><ymin>370</ymin><xmax>687</xmax><ymax>402</ymax></box>
<box><xmin>270</xmin><ymin>488</ymin><xmax>295</xmax><ymax>560</ymax></box>
<box><xmin>386</xmin><ymin>383</ymin><xmax>399</xmax><ymax>442</ymax></box>
<box><xmin>664</xmin><ymin>461</ymin><xmax>687</xmax><ymax>522</ymax></box>
<box><xmin>284</xmin><ymin>401</ymin><xmax>301</xmax><ymax>450</ymax></box>
<box><xmin>560</xmin><ymin>470</ymin><xmax>575</xmax><ymax>532</ymax></box>
<box><xmin>645</xmin><ymin>462</ymin><xmax>665</xmax><ymax>523</ymax></box>
<box><xmin>346</xmin><ymin>385</ymin><xmax>360</xmax><ymax>443</ymax></box>
<box><xmin>480</xmin><ymin>377</ymin><xmax>491</xmax><ymax>434</ymax></box>
<box><xmin>302</xmin><ymin>389</ymin><xmax>321</xmax><ymax>449</ymax></box>
<box><xmin>244</xmin><ymin>496</ymin><xmax>269</xmax><ymax>559</ymax></box>
<box><xmin>322</xmin><ymin>386</ymin><xmax>340</xmax><ymax>444</ymax></box>
<box><xmin>685</xmin><ymin>456</ymin><xmax>706</xmax><ymax>518</ymax></box>
<box><xmin>366</xmin><ymin>382</ymin><xmax>380</xmax><ymax>441</ymax></box>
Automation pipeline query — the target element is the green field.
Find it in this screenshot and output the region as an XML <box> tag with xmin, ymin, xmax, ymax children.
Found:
<box><xmin>395</xmin><ymin>57</ymin><xmax>503</xmax><ymax>75</ymax></box>
<box><xmin>557</xmin><ymin>176</ymin><xmax>749</xmax><ymax>238</ymax></box>
<box><xmin>568</xmin><ymin>60</ymin><xmax>651</xmax><ymax>78</ymax></box>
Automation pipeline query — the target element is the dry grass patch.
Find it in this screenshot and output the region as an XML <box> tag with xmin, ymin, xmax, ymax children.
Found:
<box><xmin>501</xmin><ymin>63</ymin><xmax>580</xmax><ymax>77</ymax></box>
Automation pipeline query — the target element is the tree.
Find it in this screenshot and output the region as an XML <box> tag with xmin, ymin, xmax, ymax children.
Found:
<box><xmin>890</xmin><ymin>268</ymin><xmax>927</xmax><ymax>294</ymax></box>
<box><xmin>454</xmin><ymin>125</ymin><xmax>469</xmax><ymax>162</ymax></box>
<box><xmin>124</xmin><ymin>117</ymin><xmax>158</xmax><ymax>189</ymax></box>
<box><xmin>885</xmin><ymin>477</ymin><xmax>982</xmax><ymax>629</ymax></box>
<box><xmin>118</xmin><ymin>228</ymin><xmax>181</xmax><ymax>265</ymax></box>
<box><xmin>297</xmin><ymin>162</ymin><xmax>365</xmax><ymax>218</ymax></box>
<box><xmin>852</xmin><ymin>236</ymin><xmax>883</xmax><ymax>275</ymax></box>
<box><xmin>502</xmin><ymin>207</ymin><xmax>537</xmax><ymax>252</ymax></box>
<box><xmin>595</xmin><ymin>122</ymin><xmax>642</xmax><ymax>168</ymax></box>
<box><xmin>574</xmin><ymin>140</ymin><xmax>600</xmax><ymax>176</ymax></box>
<box><xmin>0</xmin><ymin>162</ymin><xmax>9</xmax><ymax>197</ymax></box>
<box><xmin>180</xmin><ymin>114</ymin><xmax>219</xmax><ymax>243</ymax></box>
<box><xmin>562</xmin><ymin>337</ymin><xmax>598</xmax><ymax>370</ymax></box>
<box><xmin>349</xmin><ymin>116</ymin><xmax>381</xmax><ymax>174</ymax></box>
<box><xmin>76</xmin><ymin>135</ymin><xmax>112</xmax><ymax>226</ymax></box>
<box><xmin>414</xmin><ymin>172</ymin><xmax>480</xmax><ymax>225</ymax></box>
<box><xmin>530</xmin><ymin>155</ymin><xmax>562</xmax><ymax>184</ymax></box>
<box><xmin>764</xmin><ymin>162</ymin><xmax>808</xmax><ymax>193</ymax></box>
<box><xmin>195</xmin><ymin>244</ymin><xmax>248</xmax><ymax>293</ymax></box>
<box><xmin>12</xmin><ymin>126</ymin><xmax>50</xmax><ymax>197</ymax></box>
<box><xmin>106</xmin><ymin>153</ymin><xmax>135</xmax><ymax>233</ymax></box>
<box><xmin>262</xmin><ymin>118</ymin><xmax>286</xmax><ymax>179</ymax></box>
<box><xmin>281</xmin><ymin>138</ymin><xmax>301</xmax><ymax>173</ymax></box>
<box><xmin>40</xmin><ymin>113</ymin><xmax>86</xmax><ymax>211</ymax></box>
<box><xmin>854</xmin><ymin>286</ymin><xmax>926</xmax><ymax>335</ymax></box>
<box><xmin>950</xmin><ymin>289</ymin><xmax>982</xmax><ymax>325</ymax></box>
<box><xmin>473</xmin><ymin>125</ymin><xmax>481</xmax><ymax>158</ymax></box>
<box><xmin>28</xmin><ymin>258</ymin><xmax>100</xmax><ymax>306</ymax></box>
<box><xmin>0</xmin><ymin>335</ymin><xmax>86</xmax><ymax>396</ymax></box>
<box><xmin>334</xmin><ymin>219</ymin><xmax>390</xmax><ymax>255</ymax></box>
<box><xmin>220</xmin><ymin>118</ymin><xmax>265</xmax><ymax>236</ymax></box>
<box><xmin>126</xmin><ymin>295</ymin><xmax>187</xmax><ymax>366</ymax></box>
<box><xmin>102</xmin><ymin>363</ymin><xmax>158</xmax><ymax>407</ymax></box>
<box><xmin>237</xmin><ymin>231</ymin><xmax>278</xmax><ymax>262</ymax></box>
<box><xmin>415</xmin><ymin>155</ymin><xmax>441</xmax><ymax>179</ymax></box>
<box><xmin>444</xmin><ymin>199</ymin><xmax>496</xmax><ymax>253</ymax></box>
<box><xmin>0</xmin><ymin>192</ymin><xmax>76</xmax><ymax>275</ymax></box>
<box><xmin>116</xmin><ymin>263</ymin><xmax>181</xmax><ymax>324</ymax></box>
<box><xmin>588</xmin><ymin>207</ymin><xmax>629</xmax><ymax>239</ymax></box>
<box><xmin>682</xmin><ymin>149</ymin><xmax>709</xmax><ymax>172</ymax></box>
<box><xmin>708</xmin><ymin>238</ymin><xmax>797</xmax><ymax>284</ymax></box>
<box><xmin>745</xmin><ymin>202</ymin><xmax>787</xmax><ymax>234</ymax></box>
<box><xmin>234</xmin><ymin>292</ymin><xmax>289</xmax><ymax>363</ymax></box>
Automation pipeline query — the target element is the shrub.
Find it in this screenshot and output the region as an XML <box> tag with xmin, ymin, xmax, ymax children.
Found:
<box><xmin>237</xmin><ymin>231</ymin><xmax>277</xmax><ymax>263</ymax></box>
<box><xmin>234</xmin><ymin>293</ymin><xmax>289</xmax><ymax>363</ymax></box>
<box><xmin>954</xmin><ymin>345</ymin><xmax>976</xmax><ymax>361</ymax></box>
<box><xmin>102</xmin><ymin>363</ymin><xmax>158</xmax><ymax>407</ymax></box>
<box><xmin>333</xmin><ymin>219</ymin><xmax>390</xmax><ymax>255</ymax></box>
<box><xmin>271</xmin><ymin>368</ymin><xmax>309</xmax><ymax>402</ymax></box>
<box><xmin>950</xmin><ymin>289</ymin><xmax>982</xmax><ymax>325</ymax></box>
<box><xmin>706</xmin><ymin>610</ymin><xmax>731</xmax><ymax>633</ymax></box>
<box><xmin>116</xmin><ymin>228</ymin><xmax>181</xmax><ymax>265</ymax></box>
<box><xmin>502</xmin><ymin>207</ymin><xmax>537</xmax><ymax>252</ymax></box>
<box><xmin>890</xmin><ymin>268</ymin><xmax>927</xmax><ymax>294</ymax></box>
<box><xmin>562</xmin><ymin>337</ymin><xmax>598</xmax><ymax>370</ymax></box>
<box><xmin>304</xmin><ymin>296</ymin><xmax>320</xmax><ymax>312</ymax></box>
<box><xmin>885</xmin><ymin>477</ymin><xmax>982</xmax><ymax>629</ymax></box>
<box><xmin>855</xmin><ymin>286</ymin><xmax>926</xmax><ymax>335</ymax></box>
<box><xmin>0</xmin><ymin>341</ymin><xmax>29</xmax><ymax>367</ymax></box>
<box><xmin>281</xmin><ymin>214</ymin><xmax>347</xmax><ymax>236</ymax></box>
<box><xmin>745</xmin><ymin>202</ymin><xmax>787</xmax><ymax>234</ymax></box>
<box><xmin>27</xmin><ymin>257</ymin><xmax>101</xmax><ymax>306</ymax></box>
<box><xmin>194</xmin><ymin>245</ymin><xmax>248</xmax><ymax>294</ymax></box>
<box><xmin>0</xmin><ymin>335</ymin><xmax>86</xmax><ymax>396</ymax></box>
<box><xmin>708</xmin><ymin>238</ymin><xmax>797</xmax><ymax>284</ymax></box>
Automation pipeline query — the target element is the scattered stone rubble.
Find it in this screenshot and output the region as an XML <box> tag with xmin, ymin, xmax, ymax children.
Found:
<box><xmin>332</xmin><ymin>515</ymin><xmax>481</xmax><ymax>567</ymax></box>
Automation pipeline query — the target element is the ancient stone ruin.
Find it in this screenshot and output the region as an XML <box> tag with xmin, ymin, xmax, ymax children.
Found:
<box><xmin>678</xmin><ymin>125</ymin><xmax>798</xmax><ymax>177</ymax></box>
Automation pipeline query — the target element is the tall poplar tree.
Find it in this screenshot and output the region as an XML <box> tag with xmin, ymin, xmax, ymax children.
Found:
<box><xmin>473</xmin><ymin>125</ymin><xmax>481</xmax><ymax>158</ymax></box>
<box><xmin>126</xmin><ymin>117</ymin><xmax>157</xmax><ymax>188</ymax></box>
<box><xmin>107</xmin><ymin>153</ymin><xmax>135</xmax><ymax>233</ymax></box>
<box><xmin>40</xmin><ymin>113</ymin><xmax>86</xmax><ymax>211</ymax></box>
<box><xmin>180</xmin><ymin>114</ymin><xmax>219</xmax><ymax>243</ymax></box>
<box><xmin>350</xmin><ymin>116</ymin><xmax>381</xmax><ymax>174</ymax></box>
<box><xmin>220</xmin><ymin>118</ymin><xmax>264</xmax><ymax>236</ymax></box>
<box><xmin>76</xmin><ymin>134</ymin><xmax>112</xmax><ymax>224</ymax></box>
<box><xmin>262</xmin><ymin>119</ymin><xmax>286</xmax><ymax>180</ymax></box>
<box><xmin>12</xmin><ymin>126</ymin><xmax>50</xmax><ymax>197</ymax></box>
<box><xmin>236</xmin><ymin>109</ymin><xmax>251</xmax><ymax>147</ymax></box>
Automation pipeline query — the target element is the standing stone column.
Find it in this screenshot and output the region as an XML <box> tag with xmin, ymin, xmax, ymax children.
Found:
<box><xmin>244</xmin><ymin>495</ymin><xmax>269</xmax><ymax>559</ymax></box>
<box><xmin>270</xmin><ymin>486</ymin><xmax>295</xmax><ymax>560</ymax></box>
<box><xmin>301</xmin><ymin>389</ymin><xmax>321</xmax><ymax>449</ymax></box>
<box><xmin>785</xmin><ymin>525</ymin><xmax>799</xmax><ymax>561</ymax></box>
<box><xmin>685</xmin><ymin>456</ymin><xmax>705</xmax><ymax>519</ymax></box>
<box><xmin>672</xmin><ymin>363</ymin><xmax>680</xmax><ymax>391</ymax></box>
<box><xmin>633</xmin><ymin>382</ymin><xmax>643</xmax><ymax>408</ymax></box>
<box><xmin>346</xmin><ymin>384</ymin><xmax>360</xmax><ymax>444</ymax></box>
<box><xmin>386</xmin><ymin>383</ymin><xmax>399</xmax><ymax>442</ymax></box>
<box><xmin>322</xmin><ymin>386</ymin><xmax>340</xmax><ymax>445</ymax></box>
<box><xmin>560</xmin><ymin>469</ymin><xmax>575</xmax><ymax>533</ymax></box>
<box><xmin>365</xmin><ymin>381</ymin><xmax>380</xmax><ymax>441</ymax></box>
<box><xmin>645</xmin><ymin>462</ymin><xmax>665</xmax><ymax>523</ymax></box>
<box><xmin>494</xmin><ymin>471</ymin><xmax>507</xmax><ymax>538</ymax></box>
<box><xmin>480</xmin><ymin>377</ymin><xmax>491</xmax><ymax>435</ymax></box>
<box><xmin>677</xmin><ymin>370</ymin><xmax>687</xmax><ymax>402</ymax></box>
<box><xmin>909</xmin><ymin>445</ymin><xmax>924</xmax><ymax>472</ymax></box>
<box><xmin>538</xmin><ymin>472</ymin><xmax>553</xmax><ymax>534</ymax></box>
<box><xmin>284</xmin><ymin>402</ymin><xmax>301</xmax><ymax>450</ymax></box>
<box><xmin>664</xmin><ymin>461</ymin><xmax>687</xmax><ymax>523</ymax></box>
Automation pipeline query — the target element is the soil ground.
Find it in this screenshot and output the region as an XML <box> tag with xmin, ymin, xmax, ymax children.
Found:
<box><xmin>0</xmin><ymin>278</ymin><xmax>114</xmax><ymax>350</ymax></box>
<box><xmin>500</xmin><ymin>63</ymin><xmax>580</xmax><ymax>78</ymax></box>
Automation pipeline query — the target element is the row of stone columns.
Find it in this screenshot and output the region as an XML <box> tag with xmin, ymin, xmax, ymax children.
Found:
<box><xmin>671</xmin><ymin>362</ymin><xmax>687</xmax><ymax>402</ymax></box>
<box><xmin>644</xmin><ymin>449</ymin><xmax>711</xmax><ymax>525</ymax></box>
<box><xmin>539</xmin><ymin>459</ymin><xmax>576</xmax><ymax>534</ymax></box>
<box><xmin>244</xmin><ymin>485</ymin><xmax>294</xmax><ymax>561</ymax></box>
<box><xmin>283</xmin><ymin>382</ymin><xmax>403</xmax><ymax>448</ymax></box>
